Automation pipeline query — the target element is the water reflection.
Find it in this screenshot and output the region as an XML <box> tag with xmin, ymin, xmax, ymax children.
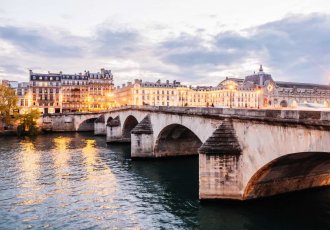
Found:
<box><xmin>17</xmin><ymin>141</ymin><xmax>46</xmax><ymax>206</ymax></box>
<box><xmin>81</xmin><ymin>138</ymin><xmax>118</xmax><ymax>197</ymax></box>
<box><xmin>52</xmin><ymin>136</ymin><xmax>71</xmax><ymax>179</ymax></box>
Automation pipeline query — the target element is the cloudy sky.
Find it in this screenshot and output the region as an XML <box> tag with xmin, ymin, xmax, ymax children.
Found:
<box><xmin>0</xmin><ymin>0</ymin><xmax>330</xmax><ymax>86</ymax></box>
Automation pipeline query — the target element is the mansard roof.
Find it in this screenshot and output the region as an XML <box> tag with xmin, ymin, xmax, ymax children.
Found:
<box><xmin>140</xmin><ymin>80</ymin><xmax>182</xmax><ymax>88</ymax></box>
<box><xmin>29</xmin><ymin>68</ymin><xmax>113</xmax><ymax>80</ymax></box>
<box><xmin>275</xmin><ymin>81</ymin><xmax>330</xmax><ymax>90</ymax></box>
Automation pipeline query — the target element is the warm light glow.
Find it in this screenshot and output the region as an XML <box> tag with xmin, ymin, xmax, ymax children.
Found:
<box><xmin>52</xmin><ymin>137</ymin><xmax>71</xmax><ymax>185</ymax></box>
<box><xmin>81</xmin><ymin>139</ymin><xmax>118</xmax><ymax>197</ymax></box>
<box><xmin>17</xmin><ymin>141</ymin><xmax>47</xmax><ymax>205</ymax></box>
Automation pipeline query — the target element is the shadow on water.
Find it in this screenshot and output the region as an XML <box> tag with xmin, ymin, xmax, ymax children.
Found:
<box><xmin>197</xmin><ymin>187</ymin><xmax>330</xmax><ymax>230</ymax></box>
<box><xmin>106</xmin><ymin>141</ymin><xmax>330</xmax><ymax>230</ymax></box>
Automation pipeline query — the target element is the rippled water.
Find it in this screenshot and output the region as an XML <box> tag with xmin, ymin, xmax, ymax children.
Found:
<box><xmin>0</xmin><ymin>133</ymin><xmax>330</xmax><ymax>229</ymax></box>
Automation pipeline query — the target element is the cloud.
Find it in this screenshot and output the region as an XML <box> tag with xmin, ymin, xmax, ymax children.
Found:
<box><xmin>160</xmin><ymin>14</ymin><xmax>330</xmax><ymax>83</ymax></box>
<box><xmin>93</xmin><ymin>27</ymin><xmax>142</xmax><ymax>57</ymax></box>
<box><xmin>0</xmin><ymin>26</ymin><xmax>83</xmax><ymax>57</ymax></box>
<box><xmin>1</xmin><ymin>13</ymin><xmax>330</xmax><ymax>85</ymax></box>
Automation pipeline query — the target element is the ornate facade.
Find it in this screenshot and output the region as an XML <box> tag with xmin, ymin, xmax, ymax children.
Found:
<box><xmin>243</xmin><ymin>65</ymin><xmax>330</xmax><ymax>108</ymax></box>
<box><xmin>114</xmin><ymin>78</ymin><xmax>260</xmax><ymax>108</ymax></box>
<box><xmin>114</xmin><ymin>65</ymin><xmax>330</xmax><ymax>109</ymax></box>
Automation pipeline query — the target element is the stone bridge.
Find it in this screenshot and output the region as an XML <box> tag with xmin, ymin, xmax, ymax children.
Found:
<box><xmin>42</xmin><ymin>106</ymin><xmax>330</xmax><ymax>200</ymax></box>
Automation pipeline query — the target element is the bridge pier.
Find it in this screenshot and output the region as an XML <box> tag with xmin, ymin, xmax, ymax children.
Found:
<box><xmin>106</xmin><ymin>116</ymin><xmax>124</xmax><ymax>143</ymax></box>
<box><xmin>198</xmin><ymin>119</ymin><xmax>243</xmax><ymax>200</ymax></box>
<box><xmin>94</xmin><ymin>115</ymin><xmax>106</xmax><ymax>136</ymax></box>
<box><xmin>131</xmin><ymin>115</ymin><xmax>154</xmax><ymax>158</ymax></box>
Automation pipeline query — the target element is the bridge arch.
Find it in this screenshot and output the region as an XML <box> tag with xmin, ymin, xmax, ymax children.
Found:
<box><xmin>78</xmin><ymin>117</ymin><xmax>98</xmax><ymax>131</ymax></box>
<box><xmin>243</xmin><ymin>152</ymin><xmax>330</xmax><ymax>200</ymax></box>
<box><xmin>122</xmin><ymin>115</ymin><xmax>139</xmax><ymax>139</ymax></box>
<box><xmin>154</xmin><ymin>123</ymin><xmax>203</xmax><ymax>157</ymax></box>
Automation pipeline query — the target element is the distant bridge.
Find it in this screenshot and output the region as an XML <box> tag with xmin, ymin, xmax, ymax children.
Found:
<box><xmin>42</xmin><ymin>106</ymin><xmax>330</xmax><ymax>200</ymax></box>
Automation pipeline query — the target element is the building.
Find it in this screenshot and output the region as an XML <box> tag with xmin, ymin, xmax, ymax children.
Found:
<box><xmin>114</xmin><ymin>79</ymin><xmax>183</xmax><ymax>107</ymax></box>
<box><xmin>29</xmin><ymin>70</ymin><xmax>62</xmax><ymax>114</ymax></box>
<box><xmin>61</xmin><ymin>73</ymin><xmax>88</xmax><ymax>112</ymax></box>
<box><xmin>8</xmin><ymin>65</ymin><xmax>330</xmax><ymax>112</ymax></box>
<box><xmin>114</xmin><ymin>78</ymin><xmax>259</xmax><ymax>108</ymax></box>
<box><xmin>27</xmin><ymin>68</ymin><xmax>114</xmax><ymax>114</ymax></box>
<box><xmin>241</xmin><ymin>65</ymin><xmax>330</xmax><ymax>108</ymax></box>
<box><xmin>114</xmin><ymin>65</ymin><xmax>330</xmax><ymax>109</ymax></box>
<box><xmin>87</xmin><ymin>69</ymin><xmax>115</xmax><ymax>112</ymax></box>
<box><xmin>16</xmin><ymin>82</ymin><xmax>31</xmax><ymax>114</ymax></box>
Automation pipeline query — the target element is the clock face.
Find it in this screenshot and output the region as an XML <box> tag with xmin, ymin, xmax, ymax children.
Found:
<box><xmin>267</xmin><ymin>84</ymin><xmax>274</xmax><ymax>92</ymax></box>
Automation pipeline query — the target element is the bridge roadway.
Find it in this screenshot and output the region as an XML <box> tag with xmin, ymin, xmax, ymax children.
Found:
<box><xmin>42</xmin><ymin>106</ymin><xmax>330</xmax><ymax>200</ymax></box>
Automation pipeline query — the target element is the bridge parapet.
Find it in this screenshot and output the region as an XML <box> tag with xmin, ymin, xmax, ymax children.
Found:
<box><xmin>42</xmin><ymin>106</ymin><xmax>330</xmax><ymax>126</ymax></box>
<box><xmin>105</xmin><ymin>106</ymin><xmax>330</xmax><ymax>126</ymax></box>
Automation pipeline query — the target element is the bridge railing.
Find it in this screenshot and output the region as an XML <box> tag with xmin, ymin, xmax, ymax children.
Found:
<box><xmin>43</xmin><ymin>106</ymin><xmax>330</xmax><ymax>126</ymax></box>
<box><xmin>108</xmin><ymin>105</ymin><xmax>330</xmax><ymax>126</ymax></box>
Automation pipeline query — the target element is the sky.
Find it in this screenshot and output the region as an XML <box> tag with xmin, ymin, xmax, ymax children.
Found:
<box><xmin>0</xmin><ymin>0</ymin><xmax>330</xmax><ymax>86</ymax></box>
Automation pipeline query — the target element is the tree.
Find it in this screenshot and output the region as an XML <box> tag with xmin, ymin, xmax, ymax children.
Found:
<box><xmin>0</xmin><ymin>84</ymin><xmax>18</xmax><ymax>125</ymax></box>
<box><xmin>18</xmin><ymin>109</ymin><xmax>41</xmax><ymax>136</ymax></box>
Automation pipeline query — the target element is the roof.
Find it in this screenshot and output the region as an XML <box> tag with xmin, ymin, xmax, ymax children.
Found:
<box><xmin>244</xmin><ymin>73</ymin><xmax>273</xmax><ymax>85</ymax></box>
<box><xmin>218</xmin><ymin>77</ymin><xmax>244</xmax><ymax>87</ymax></box>
<box><xmin>276</xmin><ymin>81</ymin><xmax>330</xmax><ymax>90</ymax></box>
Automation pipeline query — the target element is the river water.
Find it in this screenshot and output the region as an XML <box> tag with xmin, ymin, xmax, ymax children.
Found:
<box><xmin>0</xmin><ymin>133</ymin><xmax>329</xmax><ymax>230</ymax></box>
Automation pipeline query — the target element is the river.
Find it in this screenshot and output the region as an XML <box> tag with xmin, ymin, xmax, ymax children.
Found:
<box><xmin>0</xmin><ymin>133</ymin><xmax>329</xmax><ymax>229</ymax></box>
